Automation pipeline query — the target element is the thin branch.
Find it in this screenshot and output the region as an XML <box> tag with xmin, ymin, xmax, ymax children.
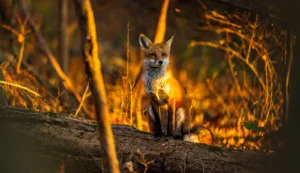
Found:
<box><xmin>126</xmin><ymin>22</ymin><xmax>130</xmax><ymax>79</ymax></box>
<box><xmin>1</xmin><ymin>24</ymin><xmax>20</xmax><ymax>36</ymax></box>
<box><xmin>197</xmin><ymin>26</ymin><xmax>268</xmax><ymax>56</ymax></box>
<box><xmin>190</xmin><ymin>41</ymin><xmax>266</xmax><ymax>90</ymax></box>
<box><xmin>284</xmin><ymin>29</ymin><xmax>294</xmax><ymax>123</ymax></box>
<box><xmin>16</xmin><ymin>38</ymin><xmax>25</xmax><ymax>73</ymax></box>
<box><xmin>0</xmin><ymin>80</ymin><xmax>41</xmax><ymax>97</ymax></box>
<box><xmin>245</xmin><ymin>15</ymin><xmax>258</xmax><ymax>62</ymax></box>
<box><xmin>74</xmin><ymin>82</ymin><xmax>90</xmax><ymax>118</ymax></box>
<box><xmin>205</xmin><ymin>13</ymin><xmax>241</xmax><ymax>29</ymax></box>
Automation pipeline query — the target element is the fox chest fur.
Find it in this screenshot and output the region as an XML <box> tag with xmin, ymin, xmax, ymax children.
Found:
<box><xmin>143</xmin><ymin>69</ymin><xmax>170</xmax><ymax>104</ymax></box>
<box><xmin>142</xmin><ymin>67</ymin><xmax>183</xmax><ymax>108</ymax></box>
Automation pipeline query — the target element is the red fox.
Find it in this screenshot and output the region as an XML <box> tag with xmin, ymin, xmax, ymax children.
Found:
<box><xmin>139</xmin><ymin>34</ymin><xmax>214</xmax><ymax>143</ymax></box>
<box><xmin>139</xmin><ymin>34</ymin><xmax>190</xmax><ymax>139</ymax></box>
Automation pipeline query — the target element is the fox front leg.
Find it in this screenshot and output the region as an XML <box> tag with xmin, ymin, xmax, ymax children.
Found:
<box><xmin>148</xmin><ymin>104</ymin><xmax>163</xmax><ymax>137</ymax></box>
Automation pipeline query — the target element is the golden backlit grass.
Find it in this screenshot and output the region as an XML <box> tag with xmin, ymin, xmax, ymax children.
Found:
<box><xmin>105</xmin><ymin>9</ymin><xmax>288</xmax><ymax>151</ymax></box>
<box><xmin>0</xmin><ymin>4</ymin><xmax>290</xmax><ymax>151</ymax></box>
<box><xmin>0</xmin><ymin>80</ymin><xmax>41</xmax><ymax>97</ymax></box>
<box><xmin>1</xmin><ymin>65</ymin><xmax>64</xmax><ymax>113</ymax></box>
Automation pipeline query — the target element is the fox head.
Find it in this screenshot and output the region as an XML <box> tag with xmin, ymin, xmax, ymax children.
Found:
<box><xmin>139</xmin><ymin>34</ymin><xmax>174</xmax><ymax>70</ymax></box>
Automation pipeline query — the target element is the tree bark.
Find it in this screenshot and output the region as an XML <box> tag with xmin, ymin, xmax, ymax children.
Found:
<box><xmin>0</xmin><ymin>107</ymin><xmax>274</xmax><ymax>173</ymax></box>
<box><xmin>73</xmin><ymin>0</ymin><xmax>120</xmax><ymax>173</ymax></box>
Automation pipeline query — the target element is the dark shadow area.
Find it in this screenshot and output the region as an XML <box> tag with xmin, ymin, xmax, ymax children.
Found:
<box><xmin>0</xmin><ymin>122</ymin><xmax>60</xmax><ymax>173</ymax></box>
<box><xmin>260</xmin><ymin>0</ymin><xmax>300</xmax><ymax>172</ymax></box>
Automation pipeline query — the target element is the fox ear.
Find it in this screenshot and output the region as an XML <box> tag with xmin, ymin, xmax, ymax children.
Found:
<box><xmin>139</xmin><ymin>34</ymin><xmax>153</xmax><ymax>50</ymax></box>
<box><xmin>165</xmin><ymin>35</ymin><xmax>174</xmax><ymax>49</ymax></box>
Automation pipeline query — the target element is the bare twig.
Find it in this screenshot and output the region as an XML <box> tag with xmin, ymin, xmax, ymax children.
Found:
<box><xmin>205</xmin><ymin>13</ymin><xmax>241</xmax><ymax>29</ymax></box>
<box><xmin>190</xmin><ymin>41</ymin><xmax>266</xmax><ymax>90</ymax></box>
<box><xmin>245</xmin><ymin>15</ymin><xmax>258</xmax><ymax>62</ymax></box>
<box><xmin>126</xmin><ymin>22</ymin><xmax>130</xmax><ymax>79</ymax></box>
<box><xmin>126</xmin><ymin>22</ymin><xmax>134</xmax><ymax>127</ymax></box>
<box><xmin>284</xmin><ymin>29</ymin><xmax>294</xmax><ymax>123</ymax></box>
<box><xmin>16</xmin><ymin>38</ymin><xmax>25</xmax><ymax>73</ymax></box>
<box><xmin>74</xmin><ymin>82</ymin><xmax>90</xmax><ymax>118</ymax></box>
<box><xmin>0</xmin><ymin>80</ymin><xmax>41</xmax><ymax>97</ymax></box>
<box><xmin>1</xmin><ymin>15</ymin><xmax>29</xmax><ymax>73</ymax></box>
<box><xmin>136</xmin><ymin>148</ymin><xmax>155</xmax><ymax>173</ymax></box>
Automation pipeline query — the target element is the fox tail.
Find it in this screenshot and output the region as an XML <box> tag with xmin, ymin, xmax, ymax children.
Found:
<box><xmin>182</xmin><ymin>124</ymin><xmax>214</xmax><ymax>144</ymax></box>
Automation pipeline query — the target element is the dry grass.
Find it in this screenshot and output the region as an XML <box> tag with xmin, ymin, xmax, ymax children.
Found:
<box><xmin>107</xmin><ymin>8</ymin><xmax>289</xmax><ymax>151</ymax></box>
<box><xmin>1</xmin><ymin>64</ymin><xmax>65</xmax><ymax>113</ymax></box>
<box><xmin>0</xmin><ymin>80</ymin><xmax>41</xmax><ymax>97</ymax></box>
<box><xmin>185</xmin><ymin>9</ymin><xmax>288</xmax><ymax>150</ymax></box>
<box><xmin>0</xmin><ymin>2</ymin><xmax>291</xmax><ymax>152</ymax></box>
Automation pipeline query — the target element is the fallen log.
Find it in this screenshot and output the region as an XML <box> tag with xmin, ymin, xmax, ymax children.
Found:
<box><xmin>0</xmin><ymin>107</ymin><xmax>274</xmax><ymax>173</ymax></box>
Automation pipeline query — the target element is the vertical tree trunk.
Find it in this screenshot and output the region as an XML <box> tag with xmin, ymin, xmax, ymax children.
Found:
<box><xmin>154</xmin><ymin>0</ymin><xmax>170</xmax><ymax>43</ymax></box>
<box><xmin>58</xmin><ymin>0</ymin><xmax>69</xmax><ymax>102</ymax></box>
<box><xmin>73</xmin><ymin>0</ymin><xmax>120</xmax><ymax>173</ymax></box>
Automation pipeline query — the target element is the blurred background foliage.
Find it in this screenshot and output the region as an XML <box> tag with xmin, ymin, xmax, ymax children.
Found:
<box><xmin>0</xmin><ymin>0</ymin><xmax>293</xmax><ymax>151</ymax></box>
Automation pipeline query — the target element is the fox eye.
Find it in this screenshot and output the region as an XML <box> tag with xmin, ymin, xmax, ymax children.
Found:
<box><xmin>162</xmin><ymin>52</ymin><xmax>167</xmax><ymax>56</ymax></box>
<box><xmin>150</xmin><ymin>52</ymin><xmax>156</xmax><ymax>57</ymax></box>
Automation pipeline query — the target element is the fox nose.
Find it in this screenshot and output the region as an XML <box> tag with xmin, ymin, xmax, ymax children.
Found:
<box><xmin>158</xmin><ymin>60</ymin><xmax>163</xmax><ymax>65</ymax></box>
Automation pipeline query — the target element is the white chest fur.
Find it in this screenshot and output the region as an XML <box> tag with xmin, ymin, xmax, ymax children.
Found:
<box><xmin>142</xmin><ymin>70</ymin><xmax>171</xmax><ymax>101</ymax></box>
